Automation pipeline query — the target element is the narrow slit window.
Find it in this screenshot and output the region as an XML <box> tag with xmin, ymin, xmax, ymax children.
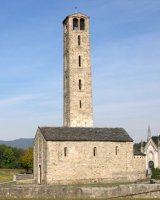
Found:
<box><xmin>64</xmin><ymin>147</ymin><xmax>67</xmax><ymax>157</ymax></box>
<box><xmin>73</xmin><ymin>18</ymin><xmax>78</xmax><ymax>31</ymax></box>
<box><xmin>65</xmin><ymin>25</ymin><xmax>68</xmax><ymax>33</ymax></box>
<box><xmin>93</xmin><ymin>147</ymin><xmax>97</xmax><ymax>156</ymax></box>
<box><xmin>78</xmin><ymin>56</ymin><xmax>81</xmax><ymax>67</ymax></box>
<box><xmin>115</xmin><ymin>146</ymin><xmax>119</xmax><ymax>155</ymax></box>
<box><xmin>78</xmin><ymin>35</ymin><xmax>81</xmax><ymax>46</ymax></box>
<box><xmin>80</xmin><ymin>19</ymin><xmax>85</xmax><ymax>30</ymax></box>
<box><xmin>79</xmin><ymin>80</ymin><xmax>82</xmax><ymax>90</ymax></box>
<box><xmin>80</xmin><ymin>100</ymin><xmax>82</xmax><ymax>108</ymax></box>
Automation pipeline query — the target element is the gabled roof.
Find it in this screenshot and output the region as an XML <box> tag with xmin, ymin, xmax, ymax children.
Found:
<box><xmin>38</xmin><ymin>127</ymin><xmax>133</xmax><ymax>142</ymax></box>
<box><xmin>144</xmin><ymin>138</ymin><xmax>158</xmax><ymax>152</ymax></box>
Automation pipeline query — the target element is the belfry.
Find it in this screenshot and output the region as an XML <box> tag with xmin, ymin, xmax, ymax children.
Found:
<box><xmin>63</xmin><ymin>13</ymin><xmax>93</xmax><ymax>127</ymax></box>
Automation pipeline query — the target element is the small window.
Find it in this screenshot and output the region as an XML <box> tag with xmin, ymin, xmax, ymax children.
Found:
<box><xmin>79</xmin><ymin>79</ymin><xmax>82</xmax><ymax>90</ymax></box>
<box><xmin>93</xmin><ymin>147</ymin><xmax>97</xmax><ymax>156</ymax></box>
<box><xmin>73</xmin><ymin>18</ymin><xmax>78</xmax><ymax>31</ymax></box>
<box><xmin>80</xmin><ymin>18</ymin><xmax>85</xmax><ymax>30</ymax></box>
<box><xmin>78</xmin><ymin>56</ymin><xmax>81</xmax><ymax>67</ymax></box>
<box><xmin>115</xmin><ymin>146</ymin><xmax>119</xmax><ymax>155</ymax></box>
<box><xmin>64</xmin><ymin>147</ymin><xmax>67</xmax><ymax>157</ymax></box>
<box><xmin>80</xmin><ymin>100</ymin><xmax>82</xmax><ymax>108</ymax></box>
<box><xmin>64</xmin><ymin>25</ymin><xmax>68</xmax><ymax>33</ymax></box>
<box><xmin>78</xmin><ymin>35</ymin><xmax>81</xmax><ymax>46</ymax></box>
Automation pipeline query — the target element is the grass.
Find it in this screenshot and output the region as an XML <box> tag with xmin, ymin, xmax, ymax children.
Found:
<box><xmin>0</xmin><ymin>168</ymin><xmax>24</xmax><ymax>183</ymax></box>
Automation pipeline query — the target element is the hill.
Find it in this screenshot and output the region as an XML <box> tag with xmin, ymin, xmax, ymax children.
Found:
<box><xmin>0</xmin><ymin>138</ymin><xmax>33</xmax><ymax>149</ymax></box>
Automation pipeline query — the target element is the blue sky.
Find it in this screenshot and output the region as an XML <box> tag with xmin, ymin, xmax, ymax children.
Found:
<box><xmin>0</xmin><ymin>0</ymin><xmax>160</xmax><ymax>142</ymax></box>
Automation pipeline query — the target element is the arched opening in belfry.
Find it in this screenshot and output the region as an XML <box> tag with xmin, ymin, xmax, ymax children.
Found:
<box><xmin>80</xmin><ymin>18</ymin><xmax>85</xmax><ymax>30</ymax></box>
<box><xmin>73</xmin><ymin>18</ymin><xmax>78</xmax><ymax>31</ymax></box>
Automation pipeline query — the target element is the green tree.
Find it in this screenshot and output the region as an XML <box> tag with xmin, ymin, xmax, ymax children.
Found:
<box><xmin>12</xmin><ymin>147</ymin><xmax>25</xmax><ymax>168</ymax></box>
<box><xmin>20</xmin><ymin>147</ymin><xmax>33</xmax><ymax>173</ymax></box>
<box><xmin>0</xmin><ymin>145</ymin><xmax>7</xmax><ymax>168</ymax></box>
<box><xmin>1</xmin><ymin>147</ymin><xmax>16</xmax><ymax>168</ymax></box>
<box><xmin>0</xmin><ymin>144</ymin><xmax>26</xmax><ymax>169</ymax></box>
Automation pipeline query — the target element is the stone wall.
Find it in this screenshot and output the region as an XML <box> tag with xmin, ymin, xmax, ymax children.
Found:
<box><xmin>15</xmin><ymin>174</ymin><xmax>33</xmax><ymax>181</ymax></box>
<box><xmin>132</xmin><ymin>155</ymin><xmax>146</xmax><ymax>180</ymax></box>
<box><xmin>0</xmin><ymin>181</ymin><xmax>16</xmax><ymax>187</ymax></box>
<box><xmin>46</xmin><ymin>141</ymin><xmax>145</xmax><ymax>184</ymax></box>
<box><xmin>33</xmin><ymin>128</ymin><xmax>47</xmax><ymax>184</ymax></box>
<box><xmin>14</xmin><ymin>174</ymin><xmax>34</xmax><ymax>184</ymax></box>
<box><xmin>1</xmin><ymin>184</ymin><xmax>160</xmax><ymax>198</ymax></box>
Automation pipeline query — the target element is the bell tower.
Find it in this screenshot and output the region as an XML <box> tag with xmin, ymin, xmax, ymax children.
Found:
<box><xmin>63</xmin><ymin>13</ymin><xmax>93</xmax><ymax>127</ymax></box>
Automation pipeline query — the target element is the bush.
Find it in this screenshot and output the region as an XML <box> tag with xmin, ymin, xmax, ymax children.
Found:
<box><xmin>151</xmin><ymin>168</ymin><xmax>160</xmax><ymax>179</ymax></box>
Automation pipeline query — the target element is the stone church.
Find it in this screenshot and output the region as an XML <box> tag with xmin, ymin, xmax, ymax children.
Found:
<box><xmin>141</xmin><ymin>126</ymin><xmax>160</xmax><ymax>171</ymax></box>
<box><xmin>33</xmin><ymin>12</ymin><xmax>146</xmax><ymax>184</ymax></box>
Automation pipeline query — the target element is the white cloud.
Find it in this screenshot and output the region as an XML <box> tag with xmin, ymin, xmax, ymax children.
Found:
<box><xmin>0</xmin><ymin>95</ymin><xmax>36</xmax><ymax>107</ymax></box>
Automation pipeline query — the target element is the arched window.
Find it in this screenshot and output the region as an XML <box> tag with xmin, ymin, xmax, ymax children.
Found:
<box><xmin>80</xmin><ymin>100</ymin><xmax>82</xmax><ymax>108</ymax></box>
<box><xmin>115</xmin><ymin>146</ymin><xmax>119</xmax><ymax>155</ymax></box>
<box><xmin>149</xmin><ymin>151</ymin><xmax>153</xmax><ymax>160</ymax></box>
<box><xmin>80</xmin><ymin>18</ymin><xmax>85</xmax><ymax>30</ymax></box>
<box><xmin>73</xmin><ymin>18</ymin><xmax>78</xmax><ymax>31</ymax></box>
<box><xmin>79</xmin><ymin>79</ymin><xmax>82</xmax><ymax>90</ymax></box>
<box><xmin>78</xmin><ymin>56</ymin><xmax>81</xmax><ymax>67</ymax></box>
<box><xmin>93</xmin><ymin>147</ymin><xmax>97</xmax><ymax>156</ymax></box>
<box><xmin>148</xmin><ymin>160</ymin><xmax>154</xmax><ymax>169</ymax></box>
<box><xmin>78</xmin><ymin>35</ymin><xmax>81</xmax><ymax>46</ymax></box>
<box><xmin>64</xmin><ymin>147</ymin><xmax>67</xmax><ymax>157</ymax></box>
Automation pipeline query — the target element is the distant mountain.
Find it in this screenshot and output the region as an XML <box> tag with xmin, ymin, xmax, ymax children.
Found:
<box><xmin>0</xmin><ymin>138</ymin><xmax>34</xmax><ymax>149</ymax></box>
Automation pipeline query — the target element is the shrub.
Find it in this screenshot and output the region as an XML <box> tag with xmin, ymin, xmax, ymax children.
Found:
<box><xmin>151</xmin><ymin>168</ymin><xmax>160</xmax><ymax>179</ymax></box>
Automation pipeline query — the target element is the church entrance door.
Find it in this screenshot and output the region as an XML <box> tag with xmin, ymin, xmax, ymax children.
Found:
<box><xmin>38</xmin><ymin>164</ymin><xmax>42</xmax><ymax>184</ymax></box>
<box><xmin>149</xmin><ymin>160</ymin><xmax>154</xmax><ymax>169</ymax></box>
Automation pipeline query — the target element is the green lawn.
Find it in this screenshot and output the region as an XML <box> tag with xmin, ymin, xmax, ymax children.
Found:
<box><xmin>0</xmin><ymin>168</ymin><xmax>24</xmax><ymax>183</ymax></box>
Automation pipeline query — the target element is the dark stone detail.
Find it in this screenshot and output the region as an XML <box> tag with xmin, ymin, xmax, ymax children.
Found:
<box><xmin>39</xmin><ymin>127</ymin><xmax>133</xmax><ymax>142</ymax></box>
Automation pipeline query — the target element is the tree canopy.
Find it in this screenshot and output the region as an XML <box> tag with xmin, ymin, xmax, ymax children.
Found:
<box><xmin>0</xmin><ymin>144</ymin><xmax>33</xmax><ymax>172</ymax></box>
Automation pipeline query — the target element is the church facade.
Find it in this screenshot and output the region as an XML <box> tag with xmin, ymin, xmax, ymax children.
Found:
<box><xmin>33</xmin><ymin>13</ymin><xmax>146</xmax><ymax>184</ymax></box>
<box><xmin>141</xmin><ymin>126</ymin><xmax>160</xmax><ymax>171</ymax></box>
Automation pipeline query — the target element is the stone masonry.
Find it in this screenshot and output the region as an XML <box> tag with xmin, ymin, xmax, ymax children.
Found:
<box><xmin>34</xmin><ymin>127</ymin><xmax>146</xmax><ymax>184</ymax></box>
<box><xmin>63</xmin><ymin>13</ymin><xmax>93</xmax><ymax>127</ymax></box>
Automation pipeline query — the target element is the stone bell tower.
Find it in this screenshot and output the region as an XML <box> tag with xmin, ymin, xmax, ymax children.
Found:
<box><xmin>63</xmin><ymin>13</ymin><xmax>93</xmax><ymax>127</ymax></box>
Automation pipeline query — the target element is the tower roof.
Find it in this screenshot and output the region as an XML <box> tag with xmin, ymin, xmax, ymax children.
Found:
<box><xmin>63</xmin><ymin>12</ymin><xmax>89</xmax><ymax>24</ymax></box>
